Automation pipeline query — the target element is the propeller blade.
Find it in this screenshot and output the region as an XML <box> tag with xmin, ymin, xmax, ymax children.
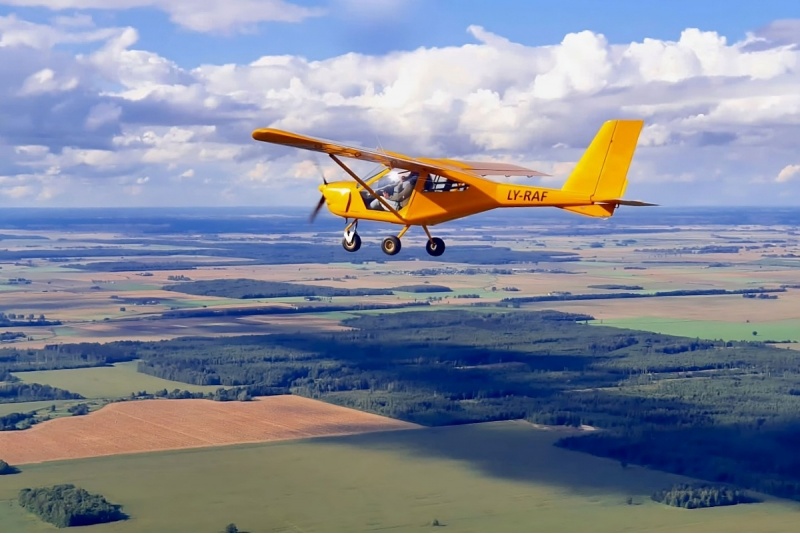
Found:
<box><xmin>313</xmin><ymin>159</ymin><xmax>328</xmax><ymax>185</ymax></box>
<box><xmin>309</xmin><ymin>195</ymin><xmax>326</xmax><ymax>223</ymax></box>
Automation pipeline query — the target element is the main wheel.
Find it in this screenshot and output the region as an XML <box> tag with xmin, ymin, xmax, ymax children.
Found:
<box><xmin>426</xmin><ymin>237</ymin><xmax>445</xmax><ymax>257</ymax></box>
<box><xmin>342</xmin><ymin>233</ymin><xmax>361</xmax><ymax>252</ymax></box>
<box><xmin>381</xmin><ymin>236</ymin><xmax>401</xmax><ymax>256</ymax></box>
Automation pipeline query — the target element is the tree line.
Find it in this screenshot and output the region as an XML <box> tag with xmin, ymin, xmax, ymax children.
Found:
<box><xmin>0</xmin><ymin>383</ymin><xmax>83</xmax><ymax>403</ymax></box>
<box><xmin>502</xmin><ymin>287</ymin><xmax>786</xmax><ymax>304</ymax></box>
<box><xmin>651</xmin><ymin>482</ymin><xmax>758</xmax><ymax>509</ymax></box>
<box><xmin>157</xmin><ymin>301</ymin><xmax>428</xmax><ymax>320</ymax></box>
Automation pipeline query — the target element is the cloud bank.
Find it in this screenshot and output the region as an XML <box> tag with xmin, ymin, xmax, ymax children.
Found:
<box><xmin>1</xmin><ymin>7</ymin><xmax>799</xmax><ymax>207</ymax></box>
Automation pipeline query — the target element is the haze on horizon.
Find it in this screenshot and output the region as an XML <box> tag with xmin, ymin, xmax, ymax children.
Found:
<box><xmin>0</xmin><ymin>0</ymin><xmax>799</xmax><ymax>209</ymax></box>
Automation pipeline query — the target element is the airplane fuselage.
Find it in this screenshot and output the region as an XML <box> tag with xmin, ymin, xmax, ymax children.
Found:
<box><xmin>319</xmin><ymin>174</ymin><xmax>591</xmax><ymax>226</ymax></box>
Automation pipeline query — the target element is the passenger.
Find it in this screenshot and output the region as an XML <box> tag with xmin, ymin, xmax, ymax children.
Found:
<box><xmin>369</xmin><ymin>171</ymin><xmax>418</xmax><ymax>210</ymax></box>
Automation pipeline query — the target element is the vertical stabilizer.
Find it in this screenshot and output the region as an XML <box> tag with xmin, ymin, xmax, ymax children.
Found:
<box><xmin>561</xmin><ymin>119</ymin><xmax>644</xmax><ymax>200</ymax></box>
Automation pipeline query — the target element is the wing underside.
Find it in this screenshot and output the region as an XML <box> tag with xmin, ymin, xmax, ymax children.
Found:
<box><xmin>425</xmin><ymin>158</ymin><xmax>549</xmax><ymax>177</ymax></box>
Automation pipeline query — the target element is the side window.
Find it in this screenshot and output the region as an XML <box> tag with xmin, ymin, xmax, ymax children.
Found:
<box><xmin>423</xmin><ymin>174</ymin><xmax>468</xmax><ymax>193</ymax></box>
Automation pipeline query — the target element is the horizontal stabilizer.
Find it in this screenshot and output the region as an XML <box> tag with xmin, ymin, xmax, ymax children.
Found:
<box><xmin>595</xmin><ymin>199</ymin><xmax>659</xmax><ymax>207</ymax></box>
<box><xmin>559</xmin><ymin>205</ymin><xmax>615</xmax><ymax>218</ymax></box>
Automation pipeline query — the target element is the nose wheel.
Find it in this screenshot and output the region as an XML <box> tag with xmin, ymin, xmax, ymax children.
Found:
<box><xmin>342</xmin><ymin>234</ymin><xmax>361</xmax><ymax>252</ymax></box>
<box><xmin>341</xmin><ymin>220</ymin><xmax>361</xmax><ymax>252</ymax></box>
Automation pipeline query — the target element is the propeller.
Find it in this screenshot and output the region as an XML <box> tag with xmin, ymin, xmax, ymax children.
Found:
<box><xmin>310</xmin><ymin>195</ymin><xmax>326</xmax><ymax>223</ymax></box>
<box><xmin>309</xmin><ymin>159</ymin><xmax>329</xmax><ymax>223</ymax></box>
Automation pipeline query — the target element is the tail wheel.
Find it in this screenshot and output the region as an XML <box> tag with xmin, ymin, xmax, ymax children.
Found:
<box><xmin>426</xmin><ymin>237</ymin><xmax>445</xmax><ymax>257</ymax></box>
<box><xmin>342</xmin><ymin>234</ymin><xmax>361</xmax><ymax>252</ymax></box>
<box><xmin>381</xmin><ymin>236</ymin><xmax>401</xmax><ymax>256</ymax></box>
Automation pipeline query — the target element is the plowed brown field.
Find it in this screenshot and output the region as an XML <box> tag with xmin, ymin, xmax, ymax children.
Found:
<box><xmin>0</xmin><ymin>395</ymin><xmax>419</xmax><ymax>465</ymax></box>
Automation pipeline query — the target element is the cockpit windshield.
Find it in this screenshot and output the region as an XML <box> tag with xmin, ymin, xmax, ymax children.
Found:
<box><xmin>365</xmin><ymin>169</ymin><xmax>407</xmax><ymax>196</ymax></box>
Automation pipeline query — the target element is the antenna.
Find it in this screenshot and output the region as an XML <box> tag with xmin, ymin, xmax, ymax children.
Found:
<box><xmin>374</xmin><ymin>132</ymin><xmax>385</xmax><ymax>154</ymax></box>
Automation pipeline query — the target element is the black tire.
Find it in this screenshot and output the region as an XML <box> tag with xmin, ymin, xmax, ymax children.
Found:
<box><xmin>381</xmin><ymin>236</ymin><xmax>401</xmax><ymax>255</ymax></box>
<box><xmin>342</xmin><ymin>234</ymin><xmax>361</xmax><ymax>252</ymax></box>
<box><xmin>426</xmin><ymin>237</ymin><xmax>445</xmax><ymax>257</ymax></box>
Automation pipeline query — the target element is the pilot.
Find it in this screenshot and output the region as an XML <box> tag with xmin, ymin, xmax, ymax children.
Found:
<box><xmin>370</xmin><ymin>171</ymin><xmax>418</xmax><ymax>211</ymax></box>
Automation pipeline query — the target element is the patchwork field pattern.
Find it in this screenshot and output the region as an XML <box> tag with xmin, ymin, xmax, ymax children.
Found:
<box><xmin>0</xmin><ymin>395</ymin><xmax>419</xmax><ymax>465</ymax></box>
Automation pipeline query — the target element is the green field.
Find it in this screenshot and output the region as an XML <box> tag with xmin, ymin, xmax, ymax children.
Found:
<box><xmin>312</xmin><ymin>304</ymin><xmax>498</xmax><ymax>321</ymax></box>
<box><xmin>0</xmin><ymin>421</ymin><xmax>796</xmax><ymax>532</ymax></box>
<box><xmin>97</xmin><ymin>282</ymin><xmax>160</xmax><ymax>291</ymax></box>
<box><xmin>594</xmin><ymin>318</ymin><xmax>800</xmax><ymax>342</ymax></box>
<box><xmin>13</xmin><ymin>362</ymin><xmax>220</xmax><ymax>399</ymax></box>
<box><xmin>52</xmin><ymin>326</ymin><xmax>79</xmax><ymax>337</ymax></box>
<box><xmin>0</xmin><ymin>400</ymin><xmax>76</xmax><ymax>417</ymax></box>
<box><xmin>164</xmin><ymin>298</ymin><xmax>256</xmax><ymax>308</ymax></box>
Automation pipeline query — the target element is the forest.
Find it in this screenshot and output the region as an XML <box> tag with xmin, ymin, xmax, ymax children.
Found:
<box><xmin>3</xmin><ymin>309</ymin><xmax>800</xmax><ymax>500</ymax></box>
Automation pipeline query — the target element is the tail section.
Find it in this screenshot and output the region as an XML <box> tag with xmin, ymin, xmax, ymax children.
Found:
<box><xmin>560</xmin><ymin>119</ymin><xmax>646</xmax><ymax>218</ymax></box>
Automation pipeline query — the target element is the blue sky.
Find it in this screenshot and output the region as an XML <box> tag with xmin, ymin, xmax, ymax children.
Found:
<box><xmin>4</xmin><ymin>0</ymin><xmax>797</xmax><ymax>64</ymax></box>
<box><xmin>0</xmin><ymin>0</ymin><xmax>799</xmax><ymax>207</ymax></box>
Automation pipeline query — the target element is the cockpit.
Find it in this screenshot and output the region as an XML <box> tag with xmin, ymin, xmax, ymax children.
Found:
<box><xmin>360</xmin><ymin>168</ymin><xmax>420</xmax><ymax>211</ymax></box>
<box><xmin>358</xmin><ymin>167</ymin><xmax>470</xmax><ymax>212</ymax></box>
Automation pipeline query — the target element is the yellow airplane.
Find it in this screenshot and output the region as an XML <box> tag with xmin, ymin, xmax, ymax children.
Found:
<box><xmin>251</xmin><ymin>119</ymin><xmax>655</xmax><ymax>257</ymax></box>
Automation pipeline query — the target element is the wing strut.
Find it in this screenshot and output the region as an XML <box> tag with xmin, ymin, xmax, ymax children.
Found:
<box><xmin>329</xmin><ymin>154</ymin><xmax>407</xmax><ymax>222</ymax></box>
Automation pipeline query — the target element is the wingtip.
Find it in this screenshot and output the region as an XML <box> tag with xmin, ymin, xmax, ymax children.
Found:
<box><xmin>251</xmin><ymin>128</ymin><xmax>269</xmax><ymax>141</ymax></box>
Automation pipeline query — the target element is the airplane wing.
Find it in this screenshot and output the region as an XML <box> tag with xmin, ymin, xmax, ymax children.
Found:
<box><xmin>251</xmin><ymin>128</ymin><xmax>529</xmax><ymax>187</ymax></box>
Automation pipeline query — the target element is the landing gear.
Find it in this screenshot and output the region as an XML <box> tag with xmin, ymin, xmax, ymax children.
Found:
<box><xmin>342</xmin><ymin>234</ymin><xmax>361</xmax><ymax>252</ymax></box>
<box><xmin>340</xmin><ymin>222</ymin><xmax>446</xmax><ymax>257</ymax></box>
<box><xmin>421</xmin><ymin>226</ymin><xmax>445</xmax><ymax>257</ymax></box>
<box><xmin>426</xmin><ymin>237</ymin><xmax>445</xmax><ymax>257</ymax></box>
<box><xmin>381</xmin><ymin>236</ymin><xmax>401</xmax><ymax>255</ymax></box>
<box><xmin>380</xmin><ymin>225</ymin><xmax>409</xmax><ymax>256</ymax></box>
<box><xmin>342</xmin><ymin>220</ymin><xmax>361</xmax><ymax>252</ymax></box>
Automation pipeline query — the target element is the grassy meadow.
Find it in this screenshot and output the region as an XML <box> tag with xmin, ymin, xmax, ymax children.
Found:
<box><xmin>0</xmin><ymin>400</ymin><xmax>75</xmax><ymax>417</ymax></box>
<box><xmin>594</xmin><ymin>317</ymin><xmax>800</xmax><ymax>342</ymax></box>
<box><xmin>13</xmin><ymin>362</ymin><xmax>221</xmax><ymax>399</ymax></box>
<box><xmin>1</xmin><ymin>421</ymin><xmax>797</xmax><ymax>533</ymax></box>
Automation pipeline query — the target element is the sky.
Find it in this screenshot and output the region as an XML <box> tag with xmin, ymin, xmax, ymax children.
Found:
<box><xmin>1</xmin><ymin>0</ymin><xmax>799</xmax><ymax>208</ymax></box>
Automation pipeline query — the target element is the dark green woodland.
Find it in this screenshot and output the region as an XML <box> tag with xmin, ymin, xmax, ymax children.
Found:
<box><xmin>17</xmin><ymin>484</ymin><xmax>126</xmax><ymax>527</ymax></box>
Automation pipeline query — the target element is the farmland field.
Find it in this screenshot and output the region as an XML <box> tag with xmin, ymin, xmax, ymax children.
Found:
<box><xmin>0</xmin><ymin>395</ymin><xmax>419</xmax><ymax>465</ymax></box>
<box><xmin>1</xmin><ymin>421</ymin><xmax>798</xmax><ymax>533</ymax></box>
